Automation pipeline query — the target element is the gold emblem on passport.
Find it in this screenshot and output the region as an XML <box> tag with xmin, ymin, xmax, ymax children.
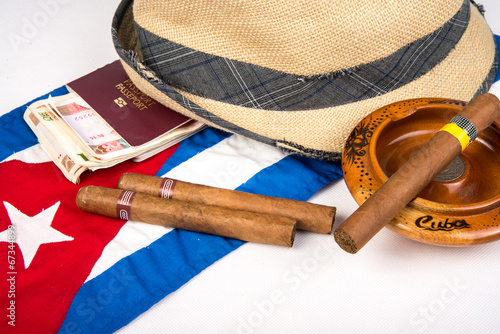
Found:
<box><xmin>114</xmin><ymin>97</ymin><xmax>127</xmax><ymax>107</ymax></box>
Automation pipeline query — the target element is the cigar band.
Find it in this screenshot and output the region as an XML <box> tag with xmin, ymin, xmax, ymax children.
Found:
<box><xmin>440</xmin><ymin>116</ymin><xmax>477</xmax><ymax>151</ymax></box>
<box><xmin>117</xmin><ymin>191</ymin><xmax>135</xmax><ymax>220</ymax></box>
<box><xmin>159</xmin><ymin>178</ymin><xmax>177</xmax><ymax>199</ymax></box>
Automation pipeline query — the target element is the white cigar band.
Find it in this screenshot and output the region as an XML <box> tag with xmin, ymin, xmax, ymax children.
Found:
<box><xmin>117</xmin><ymin>190</ymin><xmax>135</xmax><ymax>220</ymax></box>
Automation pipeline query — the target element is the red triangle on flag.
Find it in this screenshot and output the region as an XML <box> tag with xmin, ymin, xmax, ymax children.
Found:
<box><xmin>0</xmin><ymin>145</ymin><xmax>176</xmax><ymax>333</ymax></box>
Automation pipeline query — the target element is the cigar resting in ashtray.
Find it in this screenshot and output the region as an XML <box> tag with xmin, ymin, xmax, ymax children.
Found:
<box><xmin>76</xmin><ymin>186</ymin><xmax>296</xmax><ymax>247</ymax></box>
<box><xmin>335</xmin><ymin>93</ymin><xmax>500</xmax><ymax>254</ymax></box>
<box><xmin>118</xmin><ymin>173</ymin><xmax>336</xmax><ymax>234</ymax></box>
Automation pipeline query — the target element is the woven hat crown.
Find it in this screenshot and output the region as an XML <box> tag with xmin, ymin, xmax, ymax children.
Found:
<box><xmin>134</xmin><ymin>0</ymin><xmax>464</xmax><ymax>75</ymax></box>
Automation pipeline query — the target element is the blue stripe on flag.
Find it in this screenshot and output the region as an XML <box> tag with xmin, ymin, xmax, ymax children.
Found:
<box><xmin>0</xmin><ymin>86</ymin><xmax>69</xmax><ymax>162</ymax></box>
<box><xmin>238</xmin><ymin>154</ymin><xmax>343</xmax><ymax>200</ymax></box>
<box><xmin>155</xmin><ymin>127</ymin><xmax>231</xmax><ymax>177</ymax></box>
<box><xmin>60</xmin><ymin>141</ymin><xmax>343</xmax><ymax>334</ymax></box>
<box><xmin>59</xmin><ymin>229</ymin><xmax>243</xmax><ymax>334</ymax></box>
<box><xmin>495</xmin><ymin>35</ymin><xmax>500</xmax><ymax>82</ymax></box>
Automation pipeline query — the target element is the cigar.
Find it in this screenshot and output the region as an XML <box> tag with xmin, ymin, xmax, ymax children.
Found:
<box><xmin>334</xmin><ymin>93</ymin><xmax>500</xmax><ymax>254</ymax></box>
<box><xmin>117</xmin><ymin>173</ymin><xmax>336</xmax><ymax>234</ymax></box>
<box><xmin>76</xmin><ymin>185</ymin><xmax>296</xmax><ymax>247</ymax></box>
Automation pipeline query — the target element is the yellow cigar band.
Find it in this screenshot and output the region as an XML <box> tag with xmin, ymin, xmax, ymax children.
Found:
<box><xmin>440</xmin><ymin>123</ymin><xmax>470</xmax><ymax>151</ymax></box>
<box><xmin>439</xmin><ymin>116</ymin><xmax>477</xmax><ymax>151</ymax></box>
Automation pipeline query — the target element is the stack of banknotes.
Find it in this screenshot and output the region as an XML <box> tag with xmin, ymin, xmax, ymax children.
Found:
<box><xmin>24</xmin><ymin>92</ymin><xmax>204</xmax><ymax>183</ymax></box>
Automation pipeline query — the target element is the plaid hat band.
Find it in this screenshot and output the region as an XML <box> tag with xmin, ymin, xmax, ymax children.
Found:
<box><xmin>133</xmin><ymin>0</ymin><xmax>472</xmax><ymax>112</ymax></box>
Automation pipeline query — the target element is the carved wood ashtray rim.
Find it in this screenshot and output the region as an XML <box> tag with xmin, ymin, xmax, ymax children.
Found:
<box><xmin>342</xmin><ymin>98</ymin><xmax>500</xmax><ymax>247</ymax></box>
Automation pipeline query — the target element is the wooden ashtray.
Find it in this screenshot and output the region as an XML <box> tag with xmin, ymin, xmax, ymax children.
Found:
<box><xmin>342</xmin><ymin>98</ymin><xmax>500</xmax><ymax>246</ymax></box>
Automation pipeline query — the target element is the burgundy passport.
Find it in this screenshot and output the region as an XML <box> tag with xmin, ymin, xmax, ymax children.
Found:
<box><xmin>67</xmin><ymin>60</ymin><xmax>190</xmax><ymax>147</ymax></box>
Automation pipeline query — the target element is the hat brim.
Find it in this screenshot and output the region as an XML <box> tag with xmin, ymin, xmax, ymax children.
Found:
<box><xmin>113</xmin><ymin>0</ymin><xmax>498</xmax><ymax>160</ymax></box>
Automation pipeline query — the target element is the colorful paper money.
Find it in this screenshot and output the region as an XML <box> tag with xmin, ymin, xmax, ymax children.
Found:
<box><xmin>24</xmin><ymin>92</ymin><xmax>204</xmax><ymax>183</ymax></box>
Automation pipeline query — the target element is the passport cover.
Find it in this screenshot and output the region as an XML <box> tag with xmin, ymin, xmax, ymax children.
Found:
<box><xmin>67</xmin><ymin>60</ymin><xmax>191</xmax><ymax>147</ymax></box>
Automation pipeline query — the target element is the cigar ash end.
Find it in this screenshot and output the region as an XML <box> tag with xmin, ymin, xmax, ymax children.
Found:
<box><xmin>333</xmin><ymin>229</ymin><xmax>358</xmax><ymax>254</ymax></box>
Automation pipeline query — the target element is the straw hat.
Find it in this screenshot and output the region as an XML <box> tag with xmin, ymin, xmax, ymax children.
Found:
<box><xmin>112</xmin><ymin>0</ymin><xmax>498</xmax><ymax>160</ymax></box>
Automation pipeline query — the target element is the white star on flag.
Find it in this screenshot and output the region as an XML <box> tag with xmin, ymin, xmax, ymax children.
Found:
<box><xmin>0</xmin><ymin>201</ymin><xmax>74</xmax><ymax>269</ymax></box>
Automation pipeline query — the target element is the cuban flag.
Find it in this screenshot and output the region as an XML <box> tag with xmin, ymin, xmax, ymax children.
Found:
<box><xmin>0</xmin><ymin>87</ymin><xmax>343</xmax><ymax>333</ymax></box>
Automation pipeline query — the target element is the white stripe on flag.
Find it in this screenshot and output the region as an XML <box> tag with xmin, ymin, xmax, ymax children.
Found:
<box><xmin>5</xmin><ymin>144</ymin><xmax>52</xmax><ymax>164</ymax></box>
<box><xmin>489</xmin><ymin>80</ymin><xmax>500</xmax><ymax>98</ymax></box>
<box><xmin>85</xmin><ymin>221</ymin><xmax>169</xmax><ymax>281</ymax></box>
<box><xmin>85</xmin><ymin>134</ymin><xmax>288</xmax><ymax>282</ymax></box>
<box><xmin>164</xmin><ymin>133</ymin><xmax>289</xmax><ymax>188</ymax></box>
